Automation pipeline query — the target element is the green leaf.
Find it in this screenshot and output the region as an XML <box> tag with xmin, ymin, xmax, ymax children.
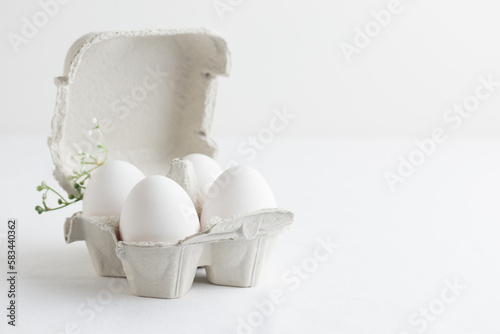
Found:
<box><xmin>36</xmin><ymin>186</ymin><xmax>43</xmax><ymax>191</ymax></box>
<box><xmin>35</xmin><ymin>206</ymin><xmax>43</xmax><ymax>214</ymax></box>
<box><xmin>68</xmin><ymin>194</ymin><xmax>75</xmax><ymax>200</ymax></box>
<box><xmin>58</xmin><ymin>199</ymin><xmax>63</xmax><ymax>205</ymax></box>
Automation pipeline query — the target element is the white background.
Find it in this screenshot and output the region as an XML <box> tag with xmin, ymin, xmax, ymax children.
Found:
<box><xmin>2</xmin><ymin>0</ymin><xmax>500</xmax><ymax>138</ymax></box>
<box><xmin>1</xmin><ymin>1</ymin><xmax>500</xmax><ymax>334</ymax></box>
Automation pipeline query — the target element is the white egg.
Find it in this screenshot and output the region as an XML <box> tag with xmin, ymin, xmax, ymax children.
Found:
<box><xmin>200</xmin><ymin>165</ymin><xmax>276</xmax><ymax>230</ymax></box>
<box><xmin>83</xmin><ymin>160</ymin><xmax>145</xmax><ymax>216</ymax></box>
<box><xmin>120</xmin><ymin>175</ymin><xmax>200</xmax><ymax>243</ymax></box>
<box><xmin>182</xmin><ymin>153</ymin><xmax>222</xmax><ymax>203</ymax></box>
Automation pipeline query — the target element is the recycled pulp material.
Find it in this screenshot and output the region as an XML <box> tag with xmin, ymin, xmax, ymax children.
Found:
<box><xmin>48</xmin><ymin>29</ymin><xmax>229</xmax><ymax>196</ymax></box>
<box><xmin>65</xmin><ymin>207</ymin><xmax>292</xmax><ymax>298</ymax></box>
<box><xmin>64</xmin><ymin>214</ymin><xmax>125</xmax><ymax>277</ymax></box>
<box><xmin>55</xmin><ymin>29</ymin><xmax>294</xmax><ymax>298</ymax></box>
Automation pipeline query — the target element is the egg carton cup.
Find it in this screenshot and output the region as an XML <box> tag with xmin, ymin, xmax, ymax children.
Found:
<box><xmin>65</xmin><ymin>208</ymin><xmax>292</xmax><ymax>297</ymax></box>
<box><xmin>53</xmin><ymin>29</ymin><xmax>294</xmax><ymax>298</ymax></box>
<box><xmin>64</xmin><ymin>214</ymin><xmax>124</xmax><ymax>277</ymax></box>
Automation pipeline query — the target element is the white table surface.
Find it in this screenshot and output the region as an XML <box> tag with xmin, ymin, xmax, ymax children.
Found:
<box><xmin>1</xmin><ymin>134</ymin><xmax>500</xmax><ymax>334</ymax></box>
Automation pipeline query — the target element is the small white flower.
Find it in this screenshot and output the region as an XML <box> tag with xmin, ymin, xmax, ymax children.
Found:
<box><xmin>92</xmin><ymin>118</ymin><xmax>98</xmax><ymax>125</ymax></box>
<box><xmin>88</xmin><ymin>129</ymin><xmax>93</xmax><ymax>136</ymax></box>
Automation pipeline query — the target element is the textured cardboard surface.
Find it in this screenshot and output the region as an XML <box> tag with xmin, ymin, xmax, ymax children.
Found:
<box><xmin>48</xmin><ymin>29</ymin><xmax>230</xmax><ymax>195</ymax></box>
<box><xmin>65</xmin><ymin>209</ymin><xmax>293</xmax><ymax>297</ymax></box>
<box><xmin>64</xmin><ymin>213</ymin><xmax>125</xmax><ymax>277</ymax></box>
<box><xmin>56</xmin><ymin>29</ymin><xmax>293</xmax><ymax>298</ymax></box>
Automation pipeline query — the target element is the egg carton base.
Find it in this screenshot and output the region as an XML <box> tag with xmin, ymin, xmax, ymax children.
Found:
<box><xmin>64</xmin><ymin>213</ymin><xmax>126</xmax><ymax>277</ymax></box>
<box><xmin>65</xmin><ymin>210</ymin><xmax>292</xmax><ymax>298</ymax></box>
<box><xmin>119</xmin><ymin>234</ymin><xmax>279</xmax><ymax>298</ymax></box>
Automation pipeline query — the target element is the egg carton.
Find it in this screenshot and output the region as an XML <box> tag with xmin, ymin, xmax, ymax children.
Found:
<box><xmin>64</xmin><ymin>158</ymin><xmax>293</xmax><ymax>297</ymax></box>
<box><xmin>51</xmin><ymin>29</ymin><xmax>294</xmax><ymax>298</ymax></box>
<box><xmin>65</xmin><ymin>207</ymin><xmax>292</xmax><ymax>298</ymax></box>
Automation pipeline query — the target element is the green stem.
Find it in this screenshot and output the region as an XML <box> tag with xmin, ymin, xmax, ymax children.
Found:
<box><xmin>36</xmin><ymin>123</ymin><xmax>109</xmax><ymax>216</ymax></box>
<box><xmin>46</xmin><ymin>186</ymin><xmax>69</xmax><ymax>204</ymax></box>
<box><xmin>85</xmin><ymin>164</ymin><xmax>102</xmax><ymax>174</ymax></box>
<box><xmin>77</xmin><ymin>174</ymin><xmax>91</xmax><ymax>184</ymax></box>
<box><xmin>43</xmin><ymin>198</ymin><xmax>82</xmax><ymax>212</ymax></box>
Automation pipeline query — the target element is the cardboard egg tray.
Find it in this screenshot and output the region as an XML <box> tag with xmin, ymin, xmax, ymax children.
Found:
<box><xmin>65</xmin><ymin>207</ymin><xmax>292</xmax><ymax>298</ymax></box>
<box><xmin>51</xmin><ymin>29</ymin><xmax>294</xmax><ymax>298</ymax></box>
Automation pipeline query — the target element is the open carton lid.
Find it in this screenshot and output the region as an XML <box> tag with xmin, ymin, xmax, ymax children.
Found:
<box><xmin>48</xmin><ymin>29</ymin><xmax>231</xmax><ymax>195</ymax></box>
